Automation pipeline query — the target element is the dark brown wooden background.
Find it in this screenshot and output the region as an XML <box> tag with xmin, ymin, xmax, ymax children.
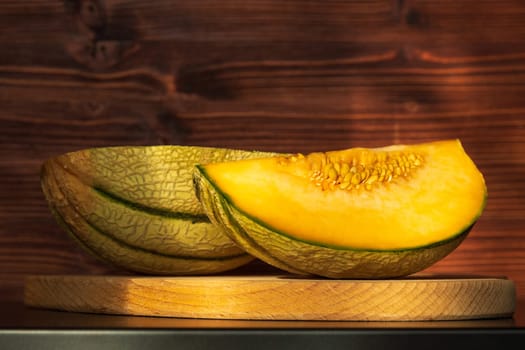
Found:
<box><xmin>1</xmin><ymin>0</ymin><xmax>525</xmax><ymax>315</ymax></box>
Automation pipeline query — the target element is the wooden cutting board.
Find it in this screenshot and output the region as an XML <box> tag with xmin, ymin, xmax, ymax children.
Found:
<box><xmin>24</xmin><ymin>274</ymin><xmax>516</xmax><ymax>321</ymax></box>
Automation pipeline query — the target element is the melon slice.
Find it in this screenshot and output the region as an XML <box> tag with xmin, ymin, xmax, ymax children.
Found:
<box><xmin>193</xmin><ymin>139</ymin><xmax>487</xmax><ymax>278</ymax></box>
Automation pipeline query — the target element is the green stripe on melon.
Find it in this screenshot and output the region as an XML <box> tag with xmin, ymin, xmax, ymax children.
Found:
<box><xmin>193</xmin><ymin>139</ymin><xmax>487</xmax><ymax>279</ymax></box>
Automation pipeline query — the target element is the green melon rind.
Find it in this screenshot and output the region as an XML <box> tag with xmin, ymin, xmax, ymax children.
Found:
<box><xmin>194</xmin><ymin>164</ymin><xmax>481</xmax><ymax>279</ymax></box>
<box><xmin>41</xmin><ymin>163</ymin><xmax>253</xmax><ymax>275</ymax></box>
<box><xmin>57</xmin><ymin>145</ymin><xmax>278</xmax><ymax>215</ymax></box>
<box><xmin>40</xmin><ymin>145</ymin><xmax>279</xmax><ymax>275</ymax></box>
<box><xmin>46</xmin><ymin>159</ymin><xmax>246</xmax><ymax>258</ymax></box>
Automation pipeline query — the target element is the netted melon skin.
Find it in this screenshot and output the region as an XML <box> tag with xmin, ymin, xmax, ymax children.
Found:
<box><xmin>40</xmin><ymin>145</ymin><xmax>278</xmax><ymax>275</ymax></box>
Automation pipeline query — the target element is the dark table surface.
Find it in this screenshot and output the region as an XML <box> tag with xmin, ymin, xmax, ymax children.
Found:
<box><xmin>1</xmin><ymin>301</ymin><xmax>525</xmax><ymax>350</ymax></box>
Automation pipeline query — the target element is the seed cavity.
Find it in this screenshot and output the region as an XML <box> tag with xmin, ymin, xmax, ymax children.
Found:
<box><xmin>297</xmin><ymin>150</ymin><xmax>425</xmax><ymax>192</ymax></box>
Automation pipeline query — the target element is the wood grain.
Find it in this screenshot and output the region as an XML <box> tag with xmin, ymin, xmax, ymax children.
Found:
<box><xmin>1</xmin><ymin>0</ymin><xmax>525</xmax><ymax>318</ymax></box>
<box><xmin>24</xmin><ymin>275</ymin><xmax>516</xmax><ymax>321</ymax></box>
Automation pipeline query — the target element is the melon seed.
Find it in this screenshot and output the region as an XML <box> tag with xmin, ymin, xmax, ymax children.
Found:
<box><xmin>340</xmin><ymin>163</ymin><xmax>350</xmax><ymax>177</ymax></box>
<box><xmin>351</xmin><ymin>173</ymin><xmax>361</xmax><ymax>185</ymax></box>
<box><xmin>327</xmin><ymin>166</ymin><xmax>338</xmax><ymax>181</ymax></box>
<box><xmin>339</xmin><ymin>181</ymin><xmax>351</xmax><ymax>190</ymax></box>
<box><xmin>366</xmin><ymin>174</ymin><xmax>378</xmax><ymax>184</ymax></box>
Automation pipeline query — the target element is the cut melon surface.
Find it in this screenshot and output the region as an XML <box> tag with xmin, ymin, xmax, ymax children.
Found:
<box><xmin>194</xmin><ymin>139</ymin><xmax>487</xmax><ymax>278</ymax></box>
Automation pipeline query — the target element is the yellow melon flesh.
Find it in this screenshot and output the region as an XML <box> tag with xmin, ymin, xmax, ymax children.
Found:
<box><xmin>198</xmin><ymin>139</ymin><xmax>486</xmax><ymax>252</ymax></box>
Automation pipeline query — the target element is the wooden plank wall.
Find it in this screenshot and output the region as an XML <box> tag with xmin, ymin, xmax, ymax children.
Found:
<box><xmin>1</xmin><ymin>0</ymin><xmax>525</xmax><ymax>311</ymax></box>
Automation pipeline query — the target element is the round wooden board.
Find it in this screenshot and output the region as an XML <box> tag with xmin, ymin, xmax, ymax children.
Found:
<box><xmin>24</xmin><ymin>274</ymin><xmax>516</xmax><ymax>321</ymax></box>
